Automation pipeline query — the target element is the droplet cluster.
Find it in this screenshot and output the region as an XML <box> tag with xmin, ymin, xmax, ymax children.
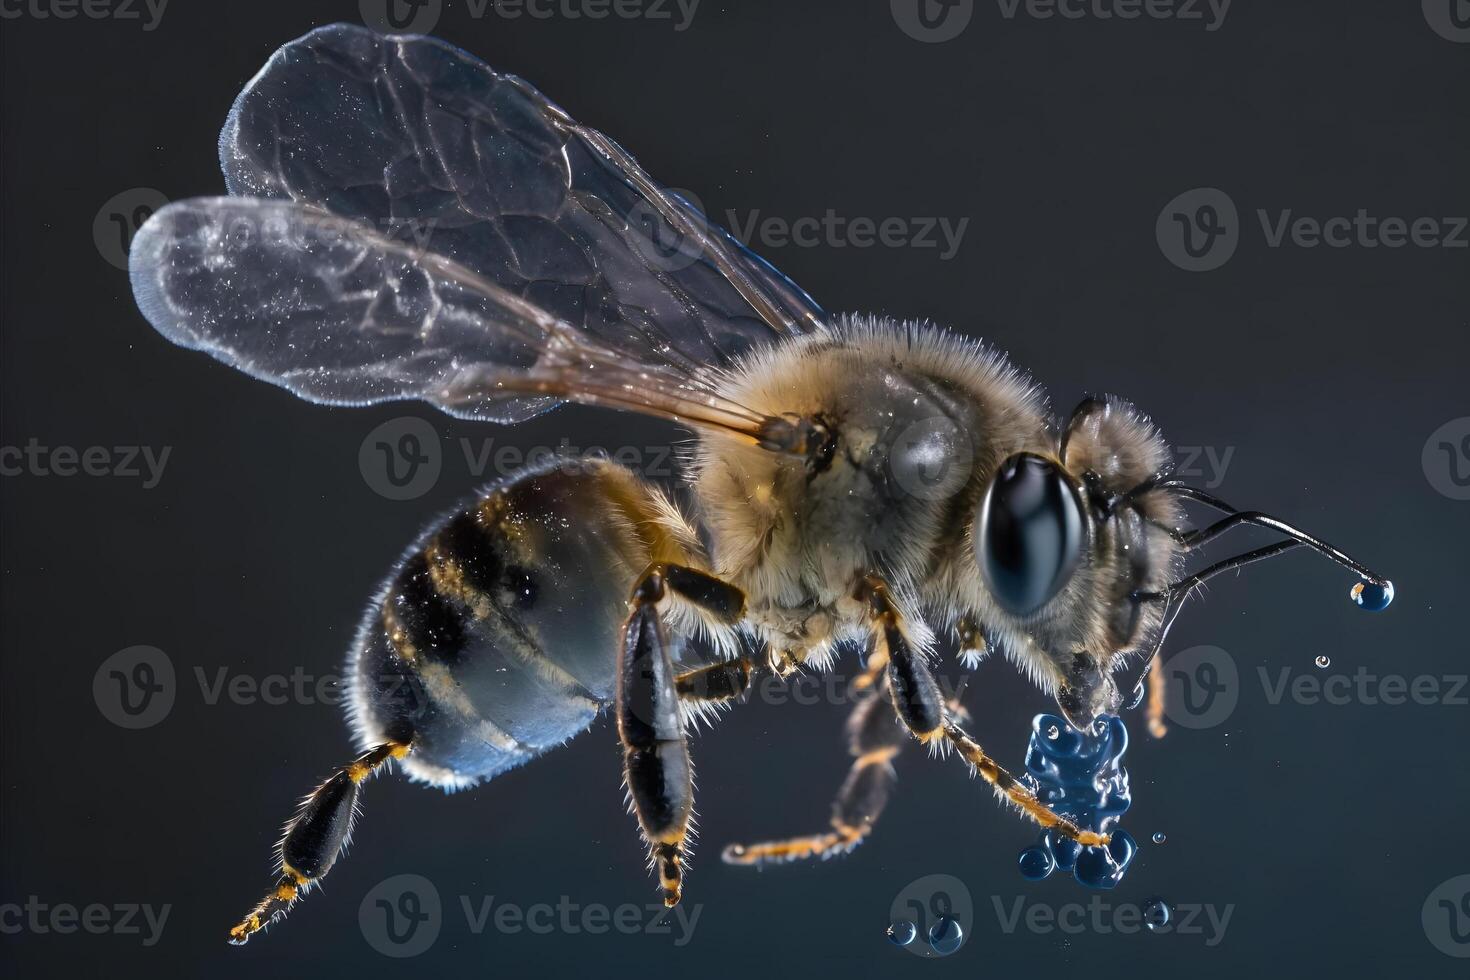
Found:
<box><xmin>1016</xmin><ymin>712</ymin><xmax>1136</xmax><ymax>888</ymax></box>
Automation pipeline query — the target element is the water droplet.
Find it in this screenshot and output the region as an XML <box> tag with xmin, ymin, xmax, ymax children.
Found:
<box><xmin>1126</xmin><ymin>680</ymin><xmax>1146</xmax><ymax>710</ymax></box>
<box><xmin>1350</xmin><ymin>578</ymin><xmax>1394</xmax><ymax>612</ymax></box>
<box><xmin>1151</xmin><ymin>831</ymin><xmax>1167</xmax><ymax>844</ymax></box>
<box><xmin>1144</xmin><ymin>897</ymin><xmax>1171</xmax><ymax>931</ymax></box>
<box><xmin>886</xmin><ymin>920</ymin><xmax>917</xmax><ymax>947</ymax></box>
<box><xmin>1046</xmin><ymin>724</ymin><xmax>1060</xmax><ymax>740</ymax></box>
<box><xmin>1018</xmin><ymin>844</ymin><xmax>1055</xmax><ymax>880</ymax></box>
<box><xmin>1314</xmin><ymin>654</ymin><xmax>1331</xmax><ymax>669</ymax></box>
<box><xmin>928</xmin><ymin>916</ymin><xmax>964</xmax><ymax>955</ymax></box>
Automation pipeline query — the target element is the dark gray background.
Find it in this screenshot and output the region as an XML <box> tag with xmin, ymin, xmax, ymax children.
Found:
<box><xmin>2</xmin><ymin>0</ymin><xmax>1467</xmax><ymax>976</ymax></box>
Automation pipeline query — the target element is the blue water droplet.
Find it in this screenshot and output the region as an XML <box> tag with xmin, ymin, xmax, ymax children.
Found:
<box><xmin>1108</xmin><ymin>829</ymin><xmax>1138</xmax><ymax>867</ymax></box>
<box><xmin>886</xmin><ymin>920</ymin><xmax>917</xmax><ymax>947</ymax></box>
<box><xmin>1350</xmin><ymin>578</ymin><xmax>1394</xmax><ymax>612</ymax></box>
<box><xmin>1018</xmin><ymin>844</ymin><xmax>1055</xmax><ymax>880</ymax></box>
<box><xmin>1049</xmin><ymin>831</ymin><xmax>1081</xmax><ymax>872</ymax></box>
<box><xmin>1151</xmin><ymin>831</ymin><xmax>1167</xmax><ymax>844</ymax></box>
<box><xmin>928</xmin><ymin>916</ymin><xmax>964</xmax><ymax>955</ymax></box>
<box><xmin>1144</xmin><ymin>897</ymin><xmax>1171</xmax><ymax>931</ymax></box>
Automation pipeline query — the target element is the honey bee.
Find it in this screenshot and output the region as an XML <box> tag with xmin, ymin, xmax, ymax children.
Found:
<box><xmin>128</xmin><ymin>23</ymin><xmax>1393</xmax><ymax>945</ymax></box>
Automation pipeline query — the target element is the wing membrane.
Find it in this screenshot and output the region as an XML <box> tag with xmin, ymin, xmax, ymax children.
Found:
<box><xmin>214</xmin><ymin>23</ymin><xmax>822</xmax><ymax>376</ymax></box>
<box><xmin>129</xmin><ymin>196</ymin><xmax>769</xmax><ymax>436</ymax></box>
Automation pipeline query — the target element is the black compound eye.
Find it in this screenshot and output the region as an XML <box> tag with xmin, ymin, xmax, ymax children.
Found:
<box><xmin>976</xmin><ymin>453</ymin><xmax>1087</xmax><ymax>617</ymax></box>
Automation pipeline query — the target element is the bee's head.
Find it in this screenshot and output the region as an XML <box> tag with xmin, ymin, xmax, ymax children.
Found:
<box><xmin>972</xmin><ymin>396</ymin><xmax>1178</xmax><ymax>729</ymax></box>
<box><xmin>972</xmin><ymin>394</ymin><xmax>1392</xmax><ymax>731</ymax></box>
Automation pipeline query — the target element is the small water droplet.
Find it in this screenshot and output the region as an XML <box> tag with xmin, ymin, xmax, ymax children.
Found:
<box><xmin>1350</xmin><ymin>578</ymin><xmax>1394</xmax><ymax>612</ymax></box>
<box><xmin>886</xmin><ymin>920</ymin><xmax>917</xmax><ymax>947</ymax></box>
<box><xmin>1144</xmin><ymin>897</ymin><xmax>1171</xmax><ymax>931</ymax></box>
<box><xmin>1018</xmin><ymin>845</ymin><xmax>1055</xmax><ymax>880</ymax></box>
<box><xmin>1314</xmin><ymin>654</ymin><xmax>1331</xmax><ymax>669</ymax></box>
<box><xmin>1046</xmin><ymin>724</ymin><xmax>1060</xmax><ymax>740</ymax></box>
<box><xmin>1126</xmin><ymin>680</ymin><xmax>1146</xmax><ymax>710</ymax></box>
<box><xmin>1151</xmin><ymin>831</ymin><xmax>1167</xmax><ymax>844</ymax></box>
<box><xmin>928</xmin><ymin>916</ymin><xmax>963</xmax><ymax>956</ymax></box>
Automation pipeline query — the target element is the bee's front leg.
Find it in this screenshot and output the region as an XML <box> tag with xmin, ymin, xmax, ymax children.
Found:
<box><xmin>856</xmin><ymin>575</ymin><xmax>1110</xmax><ymax>848</ymax></box>
<box><xmin>617</xmin><ymin>564</ymin><xmax>745</xmax><ymax>907</ymax></box>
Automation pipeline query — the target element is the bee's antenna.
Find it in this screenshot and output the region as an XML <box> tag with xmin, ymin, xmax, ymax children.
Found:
<box><xmin>1135</xmin><ymin>481</ymin><xmax>1393</xmax><ymax>597</ymax></box>
<box><xmin>1122</xmin><ymin>480</ymin><xmax>1394</xmax><ymax>690</ymax></box>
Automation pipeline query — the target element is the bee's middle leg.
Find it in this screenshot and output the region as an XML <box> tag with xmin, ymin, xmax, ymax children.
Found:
<box><xmin>720</xmin><ymin>652</ymin><xmax>908</xmax><ymax>866</ymax></box>
<box><xmin>857</xmin><ymin>574</ymin><xmax>1110</xmax><ymax>848</ymax></box>
<box><xmin>617</xmin><ymin>564</ymin><xmax>744</xmax><ymax>907</ymax></box>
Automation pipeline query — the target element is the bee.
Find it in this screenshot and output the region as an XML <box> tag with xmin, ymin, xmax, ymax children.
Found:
<box><xmin>129</xmin><ymin>23</ymin><xmax>1393</xmax><ymax>945</ymax></box>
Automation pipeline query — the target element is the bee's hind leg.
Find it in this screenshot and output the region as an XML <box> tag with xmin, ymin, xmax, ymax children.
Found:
<box><xmin>227</xmin><ymin>739</ymin><xmax>412</xmax><ymax>944</ymax></box>
<box><xmin>857</xmin><ymin>574</ymin><xmax>1111</xmax><ymax>848</ymax></box>
<box><xmin>619</xmin><ymin>564</ymin><xmax>745</xmax><ymax>907</ymax></box>
<box><xmin>721</xmin><ymin>654</ymin><xmax>908</xmax><ymax>866</ymax></box>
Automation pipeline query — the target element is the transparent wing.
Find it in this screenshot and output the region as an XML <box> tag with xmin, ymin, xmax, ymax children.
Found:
<box><xmin>213</xmin><ymin>22</ymin><xmax>823</xmax><ymax>382</ymax></box>
<box><xmin>129</xmin><ymin>196</ymin><xmax>772</xmax><ymax>436</ymax></box>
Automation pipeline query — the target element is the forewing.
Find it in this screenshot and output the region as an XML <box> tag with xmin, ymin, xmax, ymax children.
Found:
<box><xmin>217</xmin><ymin>22</ymin><xmax>824</xmax><ymax>379</ymax></box>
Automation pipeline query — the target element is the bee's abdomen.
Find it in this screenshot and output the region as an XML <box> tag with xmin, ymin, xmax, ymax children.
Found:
<box><xmin>348</xmin><ymin>460</ymin><xmax>685</xmax><ymax>789</ymax></box>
